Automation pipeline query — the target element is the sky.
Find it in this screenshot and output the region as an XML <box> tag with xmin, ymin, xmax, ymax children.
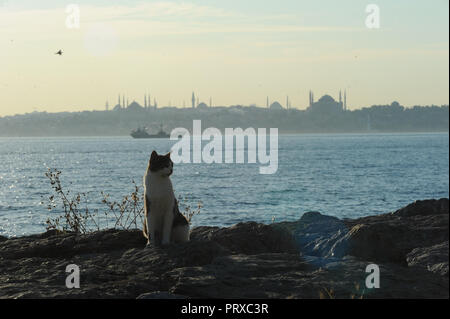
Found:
<box><xmin>0</xmin><ymin>0</ymin><xmax>448</xmax><ymax>116</ymax></box>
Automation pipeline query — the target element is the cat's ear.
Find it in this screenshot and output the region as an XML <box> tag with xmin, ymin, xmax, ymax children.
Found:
<box><xmin>165</xmin><ymin>151</ymin><xmax>171</xmax><ymax>158</ymax></box>
<box><xmin>150</xmin><ymin>150</ymin><xmax>158</xmax><ymax>162</ymax></box>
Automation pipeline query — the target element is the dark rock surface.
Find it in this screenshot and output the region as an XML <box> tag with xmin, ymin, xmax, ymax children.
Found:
<box><xmin>406</xmin><ymin>241</ymin><xmax>449</xmax><ymax>276</ymax></box>
<box><xmin>0</xmin><ymin>198</ymin><xmax>448</xmax><ymax>299</ymax></box>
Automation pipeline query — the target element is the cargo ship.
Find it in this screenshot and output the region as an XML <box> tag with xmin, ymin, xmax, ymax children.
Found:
<box><xmin>130</xmin><ymin>125</ymin><xmax>169</xmax><ymax>139</ymax></box>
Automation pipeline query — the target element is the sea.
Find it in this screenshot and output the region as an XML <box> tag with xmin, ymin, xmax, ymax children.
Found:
<box><xmin>0</xmin><ymin>133</ymin><xmax>448</xmax><ymax>237</ymax></box>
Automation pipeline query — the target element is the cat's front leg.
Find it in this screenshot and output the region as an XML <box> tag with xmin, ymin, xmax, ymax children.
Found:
<box><xmin>161</xmin><ymin>212</ymin><xmax>174</xmax><ymax>245</ymax></box>
<box><xmin>148</xmin><ymin>215</ymin><xmax>158</xmax><ymax>246</ymax></box>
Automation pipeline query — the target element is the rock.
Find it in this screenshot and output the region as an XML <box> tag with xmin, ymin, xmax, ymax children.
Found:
<box><xmin>165</xmin><ymin>253</ymin><xmax>311</xmax><ymax>298</ymax></box>
<box><xmin>328</xmin><ymin>223</ymin><xmax>409</xmax><ymax>263</ymax></box>
<box><xmin>165</xmin><ymin>253</ymin><xmax>447</xmax><ymax>299</ymax></box>
<box><xmin>190</xmin><ymin>222</ymin><xmax>298</xmax><ymax>255</ymax></box>
<box><xmin>281</xmin><ymin>199</ymin><xmax>449</xmax><ymax>265</ymax></box>
<box><xmin>0</xmin><ymin>199</ymin><xmax>448</xmax><ymax>298</ymax></box>
<box><xmin>0</xmin><ymin>229</ymin><xmax>147</xmax><ymax>259</ymax></box>
<box><xmin>407</xmin><ymin>241</ymin><xmax>449</xmax><ymax>277</ymax></box>
<box><xmin>280</xmin><ymin>212</ymin><xmax>347</xmax><ymax>257</ymax></box>
<box><xmin>393</xmin><ymin>198</ymin><xmax>449</xmax><ymax>217</ymax></box>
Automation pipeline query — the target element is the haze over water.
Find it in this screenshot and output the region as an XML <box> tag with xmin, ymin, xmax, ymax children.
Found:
<box><xmin>0</xmin><ymin>133</ymin><xmax>448</xmax><ymax>237</ymax></box>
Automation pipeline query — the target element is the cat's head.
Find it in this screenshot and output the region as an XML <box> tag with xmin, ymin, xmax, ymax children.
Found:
<box><xmin>149</xmin><ymin>150</ymin><xmax>173</xmax><ymax>177</ymax></box>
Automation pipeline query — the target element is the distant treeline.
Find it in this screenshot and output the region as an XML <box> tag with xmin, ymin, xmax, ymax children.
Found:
<box><xmin>0</xmin><ymin>103</ymin><xmax>448</xmax><ymax>136</ymax></box>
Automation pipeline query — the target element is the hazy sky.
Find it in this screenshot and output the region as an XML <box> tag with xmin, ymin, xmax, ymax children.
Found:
<box><xmin>0</xmin><ymin>0</ymin><xmax>448</xmax><ymax>116</ymax></box>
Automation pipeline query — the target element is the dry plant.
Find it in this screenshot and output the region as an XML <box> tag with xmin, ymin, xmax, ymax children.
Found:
<box><xmin>45</xmin><ymin>168</ymin><xmax>201</xmax><ymax>234</ymax></box>
<box><xmin>44</xmin><ymin>168</ymin><xmax>99</xmax><ymax>234</ymax></box>
<box><xmin>177</xmin><ymin>195</ymin><xmax>203</xmax><ymax>224</ymax></box>
<box><xmin>100</xmin><ymin>179</ymin><xmax>144</xmax><ymax>230</ymax></box>
<box><xmin>319</xmin><ymin>287</ymin><xmax>336</xmax><ymax>299</ymax></box>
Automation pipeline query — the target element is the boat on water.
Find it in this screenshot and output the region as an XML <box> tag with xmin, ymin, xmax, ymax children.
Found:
<box><xmin>131</xmin><ymin>125</ymin><xmax>170</xmax><ymax>139</ymax></box>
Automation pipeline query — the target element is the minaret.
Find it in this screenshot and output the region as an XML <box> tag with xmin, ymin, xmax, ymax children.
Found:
<box><xmin>309</xmin><ymin>90</ymin><xmax>314</xmax><ymax>106</ymax></box>
<box><xmin>105</xmin><ymin>101</ymin><xmax>109</xmax><ymax>111</ymax></box>
<box><xmin>144</xmin><ymin>95</ymin><xmax>147</xmax><ymax>108</ymax></box>
<box><xmin>192</xmin><ymin>92</ymin><xmax>195</xmax><ymax>108</ymax></box>
<box><xmin>344</xmin><ymin>90</ymin><xmax>347</xmax><ymax>110</ymax></box>
<box><xmin>339</xmin><ymin>90</ymin><xmax>342</xmax><ymax>104</ymax></box>
<box><xmin>210</xmin><ymin>97</ymin><xmax>212</xmax><ymax>107</ymax></box>
<box><xmin>266</xmin><ymin>96</ymin><xmax>269</xmax><ymax>108</ymax></box>
<box><xmin>122</xmin><ymin>96</ymin><xmax>125</xmax><ymax>109</ymax></box>
<box><xmin>126</xmin><ymin>97</ymin><xmax>129</xmax><ymax>108</ymax></box>
<box><xmin>154</xmin><ymin>98</ymin><xmax>157</xmax><ymax>110</ymax></box>
<box><xmin>118</xmin><ymin>94</ymin><xmax>121</xmax><ymax>108</ymax></box>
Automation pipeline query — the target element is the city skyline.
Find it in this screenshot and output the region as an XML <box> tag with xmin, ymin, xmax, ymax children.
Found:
<box><xmin>3</xmin><ymin>88</ymin><xmax>449</xmax><ymax>117</ymax></box>
<box><xmin>0</xmin><ymin>0</ymin><xmax>448</xmax><ymax>116</ymax></box>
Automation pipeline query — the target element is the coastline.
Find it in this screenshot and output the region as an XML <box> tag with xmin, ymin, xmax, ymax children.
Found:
<box><xmin>0</xmin><ymin>130</ymin><xmax>449</xmax><ymax>138</ymax></box>
<box><xmin>0</xmin><ymin>198</ymin><xmax>448</xmax><ymax>299</ymax></box>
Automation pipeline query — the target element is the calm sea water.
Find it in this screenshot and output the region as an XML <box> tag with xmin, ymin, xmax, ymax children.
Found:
<box><xmin>0</xmin><ymin>133</ymin><xmax>448</xmax><ymax>237</ymax></box>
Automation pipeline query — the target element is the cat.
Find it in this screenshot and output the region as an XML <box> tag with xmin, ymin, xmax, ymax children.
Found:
<box><xmin>143</xmin><ymin>151</ymin><xmax>190</xmax><ymax>246</ymax></box>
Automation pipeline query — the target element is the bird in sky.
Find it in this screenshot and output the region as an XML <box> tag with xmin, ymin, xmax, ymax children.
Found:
<box><xmin>55</xmin><ymin>50</ymin><xmax>63</xmax><ymax>56</ymax></box>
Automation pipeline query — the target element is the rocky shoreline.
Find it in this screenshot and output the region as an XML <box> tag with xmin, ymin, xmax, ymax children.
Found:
<box><xmin>0</xmin><ymin>198</ymin><xmax>448</xmax><ymax>299</ymax></box>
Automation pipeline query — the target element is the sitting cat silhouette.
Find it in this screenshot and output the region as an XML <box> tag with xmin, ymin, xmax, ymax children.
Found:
<box><xmin>143</xmin><ymin>151</ymin><xmax>190</xmax><ymax>246</ymax></box>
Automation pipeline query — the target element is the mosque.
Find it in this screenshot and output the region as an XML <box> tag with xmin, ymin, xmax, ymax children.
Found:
<box><xmin>307</xmin><ymin>90</ymin><xmax>348</xmax><ymax>113</ymax></box>
<box><xmin>105</xmin><ymin>90</ymin><xmax>348</xmax><ymax>111</ymax></box>
<box><xmin>192</xmin><ymin>92</ymin><xmax>212</xmax><ymax>109</ymax></box>
<box><xmin>111</xmin><ymin>94</ymin><xmax>157</xmax><ymax>111</ymax></box>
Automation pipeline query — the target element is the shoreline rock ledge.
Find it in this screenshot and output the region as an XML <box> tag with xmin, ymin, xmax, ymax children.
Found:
<box><xmin>0</xmin><ymin>198</ymin><xmax>448</xmax><ymax>299</ymax></box>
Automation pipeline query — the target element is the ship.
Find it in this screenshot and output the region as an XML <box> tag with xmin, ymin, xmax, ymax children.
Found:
<box><xmin>130</xmin><ymin>125</ymin><xmax>170</xmax><ymax>139</ymax></box>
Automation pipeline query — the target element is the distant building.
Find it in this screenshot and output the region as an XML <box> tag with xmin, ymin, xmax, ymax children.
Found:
<box><xmin>307</xmin><ymin>94</ymin><xmax>344</xmax><ymax>113</ymax></box>
<box><xmin>113</xmin><ymin>94</ymin><xmax>122</xmax><ymax>111</ymax></box>
<box><xmin>269</xmin><ymin>101</ymin><xmax>284</xmax><ymax>110</ymax></box>
<box><xmin>344</xmin><ymin>90</ymin><xmax>347</xmax><ymax>110</ymax></box>
<box><xmin>309</xmin><ymin>90</ymin><xmax>315</xmax><ymax>107</ymax></box>
<box><xmin>127</xmin><ymin>100</ymin><xmax>144</xmax><ymax>111</ymax></box>
<box><xmin>197</xmin><ymin>102</ymin><xmax>208</xmax><ymax>109</ymax></box>
<box><xmin>111</xmin><ymin>93</ymin><xmax>160</xmax><ymax>110</ymax></box>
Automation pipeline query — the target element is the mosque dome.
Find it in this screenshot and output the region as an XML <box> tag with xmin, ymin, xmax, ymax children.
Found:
<box><xmin>197</xmin><ymin>102</ymin><xmax>208</xmax><ymax>109</ymax></box>
<box><xmin>269</xmin><ymin>101</ymin><xmax>283</xmax><ymax>110</ymax></box>
<box><xmin>318</xmin><ymin>95</ymin><xmax>335</xmax><ymax>103</ymax></box>
<box><xmin>127</xmin><ymin>101</ymin><xmax>144</xmax><ymax>111</ymax></box>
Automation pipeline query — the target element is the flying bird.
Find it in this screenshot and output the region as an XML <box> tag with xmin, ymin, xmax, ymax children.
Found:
<box><xmin>55</xmin><ymin>50</ymin><xmax>63</xmax><ymax>56</ymax></box>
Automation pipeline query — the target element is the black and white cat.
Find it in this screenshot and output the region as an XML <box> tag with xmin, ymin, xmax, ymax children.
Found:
<box><xmin>143</xmin><ymin>151</ymin><xmax>190</xmax><ymax>246</ymax></box>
